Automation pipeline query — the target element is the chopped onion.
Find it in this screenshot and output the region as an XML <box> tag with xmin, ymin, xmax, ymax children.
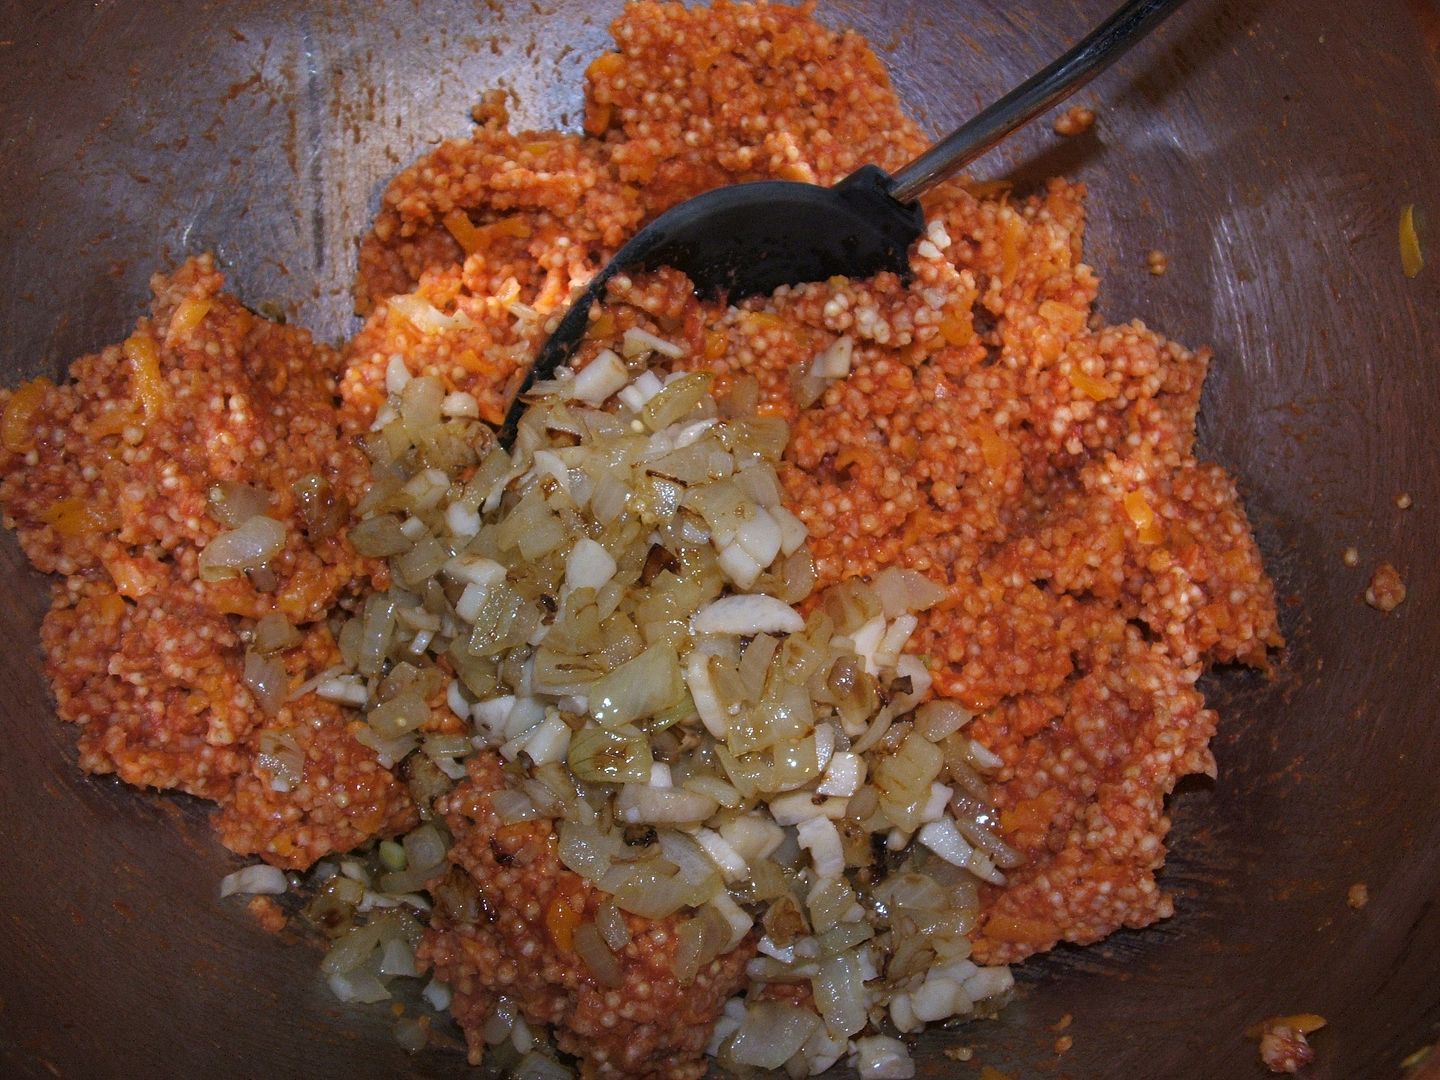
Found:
<box><xmin>206</xmin><ymin>481</ymin><xmax>272</xmax><ymax>528</ymax></box>
<box><xmin>255</xmin><ymin>729</ymin><xmax>304</xmax><ymax>791</ymax></box>
<box><xmin>572</xmin><ymin>349</ymin><xmax>630</xmax><ymax>404</ymax></box>
<box><xmin>692</xmin><ymin>594</ymin><xmax>803</xmax><ymax>636</ymax></box>
<box><xmin>609</xmin><ymin>863</ymin><xmax>704</xmax><ymax>919</ymax></box>
<box><xmin>377</xmin><ymin>937</ymin><xmax>418</xmax><ymax>977</ymax></box>
<box><xmin>725</xmin><ymin>1002</ymin><xmax>820</xmax><ymax>1070</ymax></box>
<box><xmin>916</xmin><ymin>699</ymin><xmax>973</xmax><ymax>742</ymax></box>
<box><xmin>402</xmin><ymin>824</ymin><xmax>448</xmax><ymax>873</ymax></box>
<box><xmin>198</xmin><ymin>515</ymin><xmax>286</xmax><ymax>581</ymax></box>
<box><xmin>870</xmin><ymin>566</ymin><xmax>947</xmax><ymax>616</ymax></box>
<box><xmin>596</xmin><ymin>902</ymin><xmax>631</xmax><ymax>952</ymax></box>
<box><xmin>219</xmin><ymin>863</ymin><xmax>288</xmax><ymax>898</ymax></box>
<box><xmin>327</xmin><ymin>970</ymin><xmax>391</xmax><ymax>1004</ymax></box>
<box><xmin>854</xmin><ymin>1035</ymin><xmax>914</xmax><ymax>1079</ymax></box>
<box><xmin>565</xmin><ymin>538</ymin><xmax>617</xmax><ymax>593</ymax></box>
<box><xmin>316</xmin><ymin>675</ymin><xmax>369</xmax><ymax>707</ymax></box>
<box><xmin>622</xmin><ymin>326</ymin><xmax>685</xmax><ymax>360</ymax></box>
<box><xmin>812</xmin><ymin>950</ymin><xmax>868</xmax><ymax>1037</ymax></box>
<box><xmin>673</xmin><ymin>903</ymin><xmax>730</xmax><ymax>983</ymax></box>
<box><xmin>491</xmin><ymin>788</ymin><xmax>542</xmax><ymax>824</ymax></box>
<box><xmin>567</xmin><ymin>725</ymin><xmax>651</xmax><ymax>785</ymax></box>
<box><xmin>388</xmin><ymin>293</ymin><xmax>476</xmax><ymax>334</ymax></box>
<box><xmin>796</xmin><ymin>816</ymin><xmax>845</xmax><ymax>880</ymax></box>
<box><xmin>252</xmin><ymin>612</ymin><xmax>302</xmax><ymax>655</ymax></box>
<box><xmin>422</xmin><ymin>978</ymin><xmax>452</xmax><ymax>1011</ymax></box>
<box><xmin>573</xmin><ymin>922</ymin><xmax>623</xmax><ymax>987</ymax></box>
<box><xmin>350</xmin><ymin>514</ymin><xmax>413</xmax><ymax>557</ymax></box>
<box><xmin>615</xmin><ymin>784</ymin><xmax>718</xmax><ymax>826</ymax></box>
<box><xmin>367</xmin><ymin>690</ymin><xmax>429</xmax><ymax>739</ymax></box>
<box><xmin>588</xmin><ymin>643</ymin><xmax>683</xmax><ymax>727</ymax></box>
<box><xmin>243</xmin><ymin>649</ymin><xmax>288</xmax><ymax>715</ymax></box>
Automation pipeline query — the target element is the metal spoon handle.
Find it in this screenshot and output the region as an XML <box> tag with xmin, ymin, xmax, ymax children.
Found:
<box><xmin>887</xmin><ymin>0</ymin><xmax>1186</xmax><ymax>204</ymax></box>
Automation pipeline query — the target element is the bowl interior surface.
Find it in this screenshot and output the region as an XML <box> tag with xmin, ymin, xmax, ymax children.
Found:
<box><xmin>1</xmin><ymin>1</ymin><xmax>1437</xmax><ymax>1077</ymax></box>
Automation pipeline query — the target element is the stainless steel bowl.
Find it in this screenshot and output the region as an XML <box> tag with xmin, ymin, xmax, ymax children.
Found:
<box><xmin>2</xmin><ymin>1</ymin><xmax>1437</xmax><ymax>1076</ymax></box>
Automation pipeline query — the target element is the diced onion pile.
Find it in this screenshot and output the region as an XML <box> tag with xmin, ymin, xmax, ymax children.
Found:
<box><xmin>222</xmin><ymin>333</ymin><xmax>1021</xmax><ymax>1076</ymax></box>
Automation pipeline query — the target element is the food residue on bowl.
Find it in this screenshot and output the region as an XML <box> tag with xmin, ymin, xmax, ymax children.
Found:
<box><xmin>1365</xmin><ymin>562</ymin><xmax>1407</xmax><ymax>613</ymax></box>
<box><xmin>1053</xmin><ymin>104</ymin><xmax>1097</xmax><ymax>137</ymax></box>
<box><xmin>1250</xmin><ymin>1013</ymin><xmax>1326</xmax><ymax>1075</ymax></box>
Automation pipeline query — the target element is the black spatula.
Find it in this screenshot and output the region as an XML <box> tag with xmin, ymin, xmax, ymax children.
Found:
<box><xmin>498</xmin><ymin>0</ymin><xmax>1186</xmax><ymax>446</ymax></box>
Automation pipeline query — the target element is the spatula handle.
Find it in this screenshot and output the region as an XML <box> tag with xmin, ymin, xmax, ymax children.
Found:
<box><xmin>887</xmin><ymin>0</ymin><xmax>1187</xmax><ymax>204</ymax></box>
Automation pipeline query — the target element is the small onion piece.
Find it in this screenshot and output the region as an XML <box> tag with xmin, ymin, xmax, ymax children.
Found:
<box><xmin>573</xmin><ymin>922</ymin><xmax>624</xmax><ymax>987</ymax></box>
<box><xmin>402</xmin><ymin>824</ymin><xmax>449</xmax><ymax>873</ymax></box>
<box><xmin>243</xmin><ymin>649</ymin><xmax>289</xmax><ymax>715</ymax></box>
<box><xmin>350</xmin><ymin>514</ymin><xmax>413</xmax><ymax>557</ymax></box>
<box><xmin>207</xmin><ymin>481</ymin><xmax>272</xmax><ymax>527</ymax></box>
<box><xmin>252</xmin><ymin>612</ymin><xmax>302</xmax><ymax>655</ymax></box>
<box><xmin>595</xmin><ymin>902</ymin><xmax>631</xmax><ymax>952</ymax></box>
<box><xmin>725</xmin><ymin>1002</ymin><xmax>820</xmax><ymax>1070</ymax></box>
<box><xmin>615</xmin><ymin>784</ymin><xmax>718</xmax><ymax>826</ymax></box>
<box><xmin>219</xmin><ymin>863</ymin><xmax>288</xmax><ymax>898</ymax></box>
<box><xmin>327</xmin><ymin>970</ymin><xmax>391</xmax><ymax>1005</ymax></box>
<box><xmin>692</xmin><ymin>594</ymin><xmax>803</xmax><ymax>636</ymax></box>
<box><xmin>198</xmin><ymin>515</ymin><xmax>286</xmax><ymax>581</ymax></box>
<box><xmin>572</xmin><ymin>349</ymin><xmax>630</xmax><ymax>405</ymax></box>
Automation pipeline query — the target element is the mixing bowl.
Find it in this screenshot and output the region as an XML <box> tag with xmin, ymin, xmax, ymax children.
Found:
<box><xmin>1</xmin><ymin>1</ymin><xmax>1436</xmax><ymax>1076</ymax></box>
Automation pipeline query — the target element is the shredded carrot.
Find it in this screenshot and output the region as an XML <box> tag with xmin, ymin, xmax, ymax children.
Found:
<box><xmin>1</xmin><ymin>377</ymin><xmax>52</xmax><ymax>454</ymax></box>
<box><xmin>1400</xmin><ymin>203</ymin><xmax>1424</xmax><ymax>279</ymax></box>
<box><xmin>584</xmin><ymin>102</ymin><xmax>613</xmax><ymax>137</ymax></box>
<box><xmin>586</xmin><ymin>52</ymin><xmax>625</xmax><ymax>80</ymax></box>
<box><xmin>938</xmin><ymin>311</ymin><xmax>974</xmax><ymax>347</ymax></box>
<box><xmin>490</xmin><ymin>216</ymin><xmax>532</xmax><ymax>240</ymax></box>
<box><xmin>544</xmin><ymin>889</ymin><xmax>583</xmax><ymax>953</ymax></box>
<box><xmin>77</xmin><ymin>590</ymin><xmax>127</xmax><ymax>627</ymax></box>
<box><xmin>85</xmin><ymin>407</ymin><xmax>141</xmax><ymax>442</ymax></box>
<box><xmin>477</xmin><ymin>397</ymin><xmax>507</xmax><ymax>428</ymax></box>
<box><xmin>103</xmin><ymin>555</ymin><xmax>155</xmax><ymax>599</ymax></box>
<box><xmin>1123</xmin><ymin>491</ymin><xmax>1165</xmax><ymax>544</ymax></box>
<box><xmin>442</xmin><ymin>209</ymin><xmax>486</xmax><ymax>256</ymax></box>
<box><xmin>166</xmin><ymin>297</ymin><xmax>213</xmax><ymax>344</ymax></box>
<box><xmin>834</xmin><ymin>446</ymin><xmax>875</xmax><ymax>475</ymax></box>
<box><xmin>1000</xmin><ymin>788</ymin><xmax>1061</xmax><ymax>838</ymax></box>
<box><xmin>495</xmin><ymin>278</ymin><xmax>522</xmax><ymax>308</ymax></box>
<box><xmin>443</xmin><ymin>211</ymin><xmax>532</xmax><ymax>258</ymax></box>
<box><xmin>978</xmin><ymin>426</ymin><xmax>1014</xmax><ymax>471</ymax></box>
<box><xmin>122</xmin><ymin>332</ymin><xmax>168</xmax><ymax>423</ymax></box>
<box><xmin>582</xmin><ymin>53</ymin><xmax>625</xmax><ymax>135</ymax></box>
<box><xmin>980</xmin><ymin>915</ymin><xmax>1054</xmax><ymax>947</ymax></box>
<box><xmin>40</xmin><ymin>498</ymin><xmax>116</xmax><ymax>538</ymax></box>
<box><xmin>741</xmin><ymin>311</ymin><xmax>786</xmax><ymax>333</ymax></box>
<box><xmin>1039</xmin><ymin>299</ymin><xmax>1086</xmax><ymax>333</ymax></box>
<box><xmin>1067</xmin><ymin>368</ymin><xmax>1118</xmax><ymax>401</ymax></box>
<box><xmin>704</xmin><ymin>329</ymin><xmax>728</xmax><ymax>360</ymax></box>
